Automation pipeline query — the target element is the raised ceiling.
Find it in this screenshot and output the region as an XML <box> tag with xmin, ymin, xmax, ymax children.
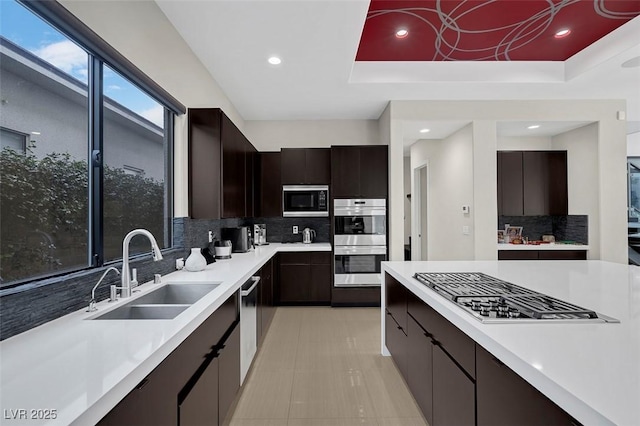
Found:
<box><xmin>156</xmin><ymin>0</ymin><xmax>640</xmax><ymax>125</ymax></box>
<box><xmin>357</xmin><ymin>0</ymin><xmax>640</xmax><ymax>61</ymax></box>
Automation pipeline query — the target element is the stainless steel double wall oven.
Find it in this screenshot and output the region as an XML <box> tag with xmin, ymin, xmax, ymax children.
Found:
<box><xmin>333</xmin><ymin>199</ymin><xmax>387</xmax><ymax>287</ymax></box>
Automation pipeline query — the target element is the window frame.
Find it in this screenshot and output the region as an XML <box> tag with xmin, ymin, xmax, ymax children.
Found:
<box><xmin>1</xmin><ymin>1</ymin><xmax>180</xmax><ymax>289</ymax></box>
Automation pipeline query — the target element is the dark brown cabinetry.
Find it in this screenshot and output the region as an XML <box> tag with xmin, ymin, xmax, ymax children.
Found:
<box><xmin>257</xmin><ymin>152</ymin><xmax>282</xmax><ymax>217</ymax></box>
<box><xmin>281</xmin><ymin>148</ymin><xmax>331</xmax><ymax>185</ymax></box>
<box><xmin>406</xmin><ymin>315</ymin><xmax>433</xmax><ymax>425</ymax></box>
<box><xmin>189</xmin><ymin>108</ymin><xmax>257</xmax><ymax>219</ymax></box>
<box><xmin>386</xmin><ymin>275</ymin><xmax>577</xmax><ymax>426</ymax></box>
<box><xmin>384</xmin><ymin>273</ymin><xmax>408</xmax><ymax>378</ymax></box>
<box><xmin>498</xmin><ymin>250</ymin><xmax>587</xmax><ymax>260</ymax></box>
<box><xmin>476</xmin><ymin>345</ymin><xmax>574</xmax><ymax>426</ymax></box>
<box><xmin>99</xmin><ymin>293</ymin><xmax>240</xmax><ymax>426</ymax></box>
<box><xmin>331</xmin><ymin>145</ymin><xmax>388</xmax><ymax>198</ymax></box>
<box><xmin>258</xmin><ymin>259</ymin><xmax>276</xmax><ymax>344</ymax></box>
<box><xmin>277</xmin><ymin>252</ymin><xmax>331</xmax><ymax>304</ymax></box>
<box><xmin>432</xmin><ymin>345</ymin><xmax>475</xmax><ymax>426</ymax></box>
<box><xmin>497</xmin><ymin>151</ymin><xmax>567</xmax><ymax>216</ymax></box>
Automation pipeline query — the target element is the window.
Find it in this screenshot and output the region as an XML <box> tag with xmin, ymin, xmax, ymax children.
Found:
<box><xmin>0</xmin><ymin>128</ymin><xmax>28</xmax><ymax>153</ymax></box>
<box><xmin>0</xmin><ymin>0</ymin><xmax>178</xmax><ymax>287</ymax></box>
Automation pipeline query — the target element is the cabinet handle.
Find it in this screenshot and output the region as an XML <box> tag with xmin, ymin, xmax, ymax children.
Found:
<box><xmin>423</xmin><ymin>331</ymin><xmax>432</xmax><ymax>338</ymax></box>
<box><xmin>491</xmin><ymin>356</ymin><xmax>505</xmax><ymax>367</ymax></box>
<box><xmin>135</xmin><ymin>378</ymin><xmax>149</xmax><ymax>390</ymax></box>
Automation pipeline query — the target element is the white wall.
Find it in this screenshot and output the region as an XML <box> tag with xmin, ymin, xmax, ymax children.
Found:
<box><xmin>410</xmin><ymin>125</ymin><xmax>475</xmax><ymax>260</ymax></box>
<box><xmin>59</xmin><ymin>0</ymin><xmax>244</xmax><ymax>218</ymax></box>
<box><xmin>629</xmin><ymin>132</ymin><xmax>640</xmax><ymax>157</ymax></box>
<box><xmin>243</xmin><ymin>120</ymin><xmax>380</xmax><ymax>151</ymax></box>
<box><xmin>390</xmin><ymin>100</ymin><xmax>627</xmax><ymax>263</ymax></box>
<box><xmin>497</xmin><ymin>136</ymin><xmax>552</xmax><ymax>150</ymax></box>
<box><xmin>553</xmin><ymin>123</ymin><xmax>600</xmax><ymax>259</ymax></box>
<box><xmin>403</xmin><ymin>156</ymin><xmax>411</xmax><ymax>246</ymax></box>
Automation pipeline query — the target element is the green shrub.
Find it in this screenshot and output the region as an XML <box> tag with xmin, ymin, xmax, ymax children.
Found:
<box><xmin>0</xmin><ymin>148</ymin><xmax>164</xmax><ymax>284</ymax></box>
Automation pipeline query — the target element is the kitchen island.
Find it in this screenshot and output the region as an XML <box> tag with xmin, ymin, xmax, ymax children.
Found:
<box><xmin>0</xmin><ymin>243</ymin><xmax>331</xmax><ymax>426</ymax></box>
<box><xmin>381</xmin><ymin>260</ymin><xmax>639</xmax><ymax>426</ymax></box>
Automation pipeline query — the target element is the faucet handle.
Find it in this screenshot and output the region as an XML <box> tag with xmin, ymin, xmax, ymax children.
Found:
<box><xmin>131</xmin><ymin>268</ymin><xmax>139</xmax><ymax>289</ymax></box>
<box><xmin>87</xmin><ymin>299</ymin><xmax>97</xmax><ymax>312</ymax></box>
<box><xmin>110</xmin><ymin>285</ymin><xmax>119</xmax><ymax>302</ymax></box>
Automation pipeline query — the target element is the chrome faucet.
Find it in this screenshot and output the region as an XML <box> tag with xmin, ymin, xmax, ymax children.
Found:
<box><xmin>87</xmin><ymin>267</ymin><xmax>120</xmax><ymax>312</ymax></box>
<box><xmin>119</xmin><ymin>229</ymin><xmax>164</xmax><ymax>298</ymax></box>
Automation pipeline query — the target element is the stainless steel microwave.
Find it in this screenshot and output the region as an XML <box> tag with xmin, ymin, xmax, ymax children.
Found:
<box><xmin>282</xmin><ymin>185</ymin><xmax>329</xmax><ymax>217</ymax></box>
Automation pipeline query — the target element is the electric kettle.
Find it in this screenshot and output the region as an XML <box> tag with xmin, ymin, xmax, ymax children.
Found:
<box><xmin>302</xmin><ymin>228</ymin><xmax>316</xmax><ymax>244</ymax></box>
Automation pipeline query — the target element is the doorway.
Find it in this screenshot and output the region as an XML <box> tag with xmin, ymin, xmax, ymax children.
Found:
<box><xmin>413</xmin><ymin>164</ymin><xmax>428</xmax><ymax>261</ymax></box>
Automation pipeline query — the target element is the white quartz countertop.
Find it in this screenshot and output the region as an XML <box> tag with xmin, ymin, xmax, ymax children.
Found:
<box><xmin>0</xmin><ymin>243</ymin><xmax>331</xmax><ymax>426</ymax></box>
<box><xmin>381</xmin><ymin>260</ymin><xmax>640</xmax><ymax>426</ymax></box>
<box><xmin>497</xmin><ymin>243</ymin><xmax>589</xmax><ymax>250</ymax></box>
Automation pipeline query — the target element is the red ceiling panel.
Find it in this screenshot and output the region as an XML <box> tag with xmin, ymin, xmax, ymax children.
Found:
<box><xmin>356</xmin><ymin>0</ymin><xmax>640</xmax><ymax>61</ymax></box>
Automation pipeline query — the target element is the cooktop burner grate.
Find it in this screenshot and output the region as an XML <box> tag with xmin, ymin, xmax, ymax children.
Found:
<box><xmin>412</xmin><ymin>272</ymin><xmax>617</xmax><ymax>323</ymax></box>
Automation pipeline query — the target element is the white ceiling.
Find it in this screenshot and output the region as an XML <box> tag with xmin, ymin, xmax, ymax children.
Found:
<box><xmin>156</xmin><ymin>1</ymin><xmax>640</xmax><ymax>132</ymax></box>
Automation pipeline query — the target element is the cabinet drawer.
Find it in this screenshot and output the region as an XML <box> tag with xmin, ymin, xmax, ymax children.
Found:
<box><xmin>385</xmin><ymin>309</ymin><xmax>408</xmax><ymax>379</ymax></box>
<box><xmin>498</xmin><ymin>250</ymin><xmax>539</xmax><ymax>260</ymax></box>
<box><xmin>279</xmin><ymin>252</ymin><xmax>310</xmax><ymax>264</ymax></box>
<box><xmin>433</xmin><ymin>345</ymin><xmax>475</xmax><ymax>426</ymax></box>
<box><xmin>406</xmin><ymin>289</ymin><xmax>475</xmax><ymax>378</ymax></box>
<box><xmin>538</xmin><ymin>250</ymin><xmax>586</xmax><ymax>260</ymax></box>
<box><xmin>310</xmin><ymin>251</ymin><xmax>331</xmax><ymax>265</ymax></box>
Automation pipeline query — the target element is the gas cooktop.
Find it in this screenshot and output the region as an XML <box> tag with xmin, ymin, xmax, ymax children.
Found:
<box><xmin>413</xmin><ymin>272</ymin><xmax>619</xmax><ymax>323</ymax></box>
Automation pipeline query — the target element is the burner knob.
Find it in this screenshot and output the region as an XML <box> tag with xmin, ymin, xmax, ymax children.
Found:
<box><xmin>508</xmin><ymin>309</ymin><xmax>521</xmax><ymax>318</ymax></box>
<box><xmin>497</xmin><ymin>304</ymin><xmax>510</xmax><ymax>316</ymax></box>
<box><xmin>471</xmin><ymin>299</ymin><xmax>482</xmax><ymax>311</ymax></box>
<box><xmin>480</xmin><ymin>303</ymin><xmax>491</xmax><ymax>316</ymax></box>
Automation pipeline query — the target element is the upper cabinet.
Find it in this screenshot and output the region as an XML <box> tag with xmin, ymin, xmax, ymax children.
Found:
<box><xmin>256</xmin><ymin>152</ymin><xmax>282</xmax><ymax>217</ymax></box>
<box><xmin>497</xmin><ymin>151</ymin><xmax>567</xmax><ymax>216</ymax></box>
<box><xmin>331</xmin><ymin>145</ymin><xmax>388</xmax><ymax>199</ymax></box>
<box><xmin>281</xmin><ymin>148</ymin><xmax>331</xmax><ymax>185</ymax></box>
<box><xmin>189</xmin><ymin>108</ymin><xmax>256</xmax><ymax>219</ymax></box>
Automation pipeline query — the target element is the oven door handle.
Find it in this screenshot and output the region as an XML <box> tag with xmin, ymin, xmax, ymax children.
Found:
<box><xmin>334</xmin><ymin>246</ymin><xmax>387</xmax><ymax>255</ymax></box>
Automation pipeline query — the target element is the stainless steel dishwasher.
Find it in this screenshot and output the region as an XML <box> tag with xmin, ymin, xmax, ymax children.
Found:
<box><xmin>240</xmin><ymin>275</ymin><xmax>260</xmax><ymax>384</ymax></box>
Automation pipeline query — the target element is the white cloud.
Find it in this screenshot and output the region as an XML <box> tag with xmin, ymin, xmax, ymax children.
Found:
<box><xmin>32</xmin><ymin>40</ymin><xmax>88</xmax><ymax>81</ymax></box>
<box><xmin>138</xmin><ymin>105</ymin><xmax>164</xmax><ymax>127</ymax></box>
<box><xmin>106</xmin><ymin>85</ymin><xmax>122</xmax><ymax>91</ymax></box>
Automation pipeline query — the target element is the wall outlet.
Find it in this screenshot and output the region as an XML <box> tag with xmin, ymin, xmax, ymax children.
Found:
<box><xmin>176</xmin><ymin>258</ymin><xmax>184</xmax><ymax>270</ymax></box>
<box><xmin>462</xmin><ymin>226</ymin><xmax>470</xmax><ymax>235</ymax></box>
<box><xmin>208</xmin><ymin>230</ymin><xmax>213</xmax><ymax>243</ymax></box>
<box><xmin>292</xmin><ymin>226</ymin><xmax>299</xmax><ymax>234</ymax></box>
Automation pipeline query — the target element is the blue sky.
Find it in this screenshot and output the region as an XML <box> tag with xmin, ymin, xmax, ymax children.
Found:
<box><xmin>0</xmin><ymin>0</ymin><xmax>164</xmax><ymax>126</ymax></box>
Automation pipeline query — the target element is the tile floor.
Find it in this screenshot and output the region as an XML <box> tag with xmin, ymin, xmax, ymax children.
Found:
<box><xmin>229</xmin><ymin>307</ymin><xmax>428</xmax><ymax>426</ymax></box>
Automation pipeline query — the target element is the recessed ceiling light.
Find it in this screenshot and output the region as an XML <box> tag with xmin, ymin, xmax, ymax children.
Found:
<box><xmin>31</xmin><ymin>131</ymin><xmax>41</xmax><ymax>135</ymax></box>
<box><xmin>554</xmin><ymin>29</ymin><xmax>571</xmax><ymax>39</ymax></box>
<box><xmin>419</xmin><ymin>128</ymin><xmax>430</xmax><ymax>133</ymax></box>
<box><xmin>527</xmin><ymin>125</ymin><xmax>540</xmax><ymax>130</ymax></box>
<box><xmin>396</xmin><ymin>29</ymin><xmax>409</xmax><ymax>39</ymax></box>
<box><xmin>622</xmin><ymin>56</ymin><xmax>640</xmax><ymax>68</ymax></box>
<box><xmin>267</xmin><ymin>56</ymin><xmax>281</xmax><ymax>65</ymax></box>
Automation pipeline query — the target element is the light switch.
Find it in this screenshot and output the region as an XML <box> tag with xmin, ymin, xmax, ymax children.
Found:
<box><xmin>462</xmin><ymin>205</ymin><xmax>470</xmax><ymax>214</ymax></box>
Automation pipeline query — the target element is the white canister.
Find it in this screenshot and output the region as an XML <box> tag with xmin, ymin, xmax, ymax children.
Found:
<box><xmin>184</xmin><ymin>248</ymin><xmax>207</xmax><ymax>272</ymax></box>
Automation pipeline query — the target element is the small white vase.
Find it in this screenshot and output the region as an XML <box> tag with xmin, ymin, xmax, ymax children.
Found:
<box><xmin>184</xmin><ymin>248</ymin><xmax>206</xmax><ymax>272</ymax></box>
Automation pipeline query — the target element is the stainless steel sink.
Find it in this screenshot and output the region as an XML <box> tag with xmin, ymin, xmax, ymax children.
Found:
<box><xmin>131</xmin><ymin>283</ymin><xmax>220</xmax><ymax>305</ymax></box>
<box><xmin>91</xmin><ymin>282</ymin><xmax>221</xmax><ymax>320</ymax></box>
<box><xmin>94</xmin><ymin>304</ymin><xmax>189</xmax><ymax>320</ymax></box>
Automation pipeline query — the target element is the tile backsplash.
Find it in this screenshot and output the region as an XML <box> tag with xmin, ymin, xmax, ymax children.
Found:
<box><xmin>497</xmin><ymin>215</ymin><xmax>588</xmax><ymax>244</ymax></box>
<box><xmin>0</xmin><ymin>216</ymin><xmax>330</xmax><ymax>340</ymax></box>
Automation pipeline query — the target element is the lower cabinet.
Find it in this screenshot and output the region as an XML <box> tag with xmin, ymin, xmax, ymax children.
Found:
<box><xmin>386</xmin><ymin>277</ymin><xmax>578</xmax><ymax>426</ymax></box>
<box><xmin>258</xmin><ymin>258</ymin><xmax>276</xmax><ymax>344</ymax></box>
<box><xmin>218</xmin><ymin>324</ymin><xmax>241</xmax><ymax>425</ymax></box>
<box><xmin>498</xmin><ymin>250</ymin><xmax>587</xmax><ymax>260</ymax></box>
<box><xmin>432</xmin><ymin>345</ymin><xmax>475</xmax><ymax>426</ymax></box>
<box><xmin>476</xmin><ymin>345</ymin><xmax>575</xmax><ymax>426</ymax></box>
<box><xmin>384</xmin><ymin>309</ymin><xmax>408</xmax><ymax>378</ymax></box>
<box><xmin>99</xmin><ymin>293</ymin><xmax>240</xmax><ymax>426</ymax></box>
<box><xmin>179</xmin><ymin>357</ymin><xmax>219</xmax><ymax>426</ymax></box>
<box><xmin>406</xmin><ymin>315</ymin><xmax>433</xmax><ymax>425</ymax></box>
<box><xmin>278</xmin><ymin>252</ymin><xmax>331</xmax><ymax>304</ymax></box>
